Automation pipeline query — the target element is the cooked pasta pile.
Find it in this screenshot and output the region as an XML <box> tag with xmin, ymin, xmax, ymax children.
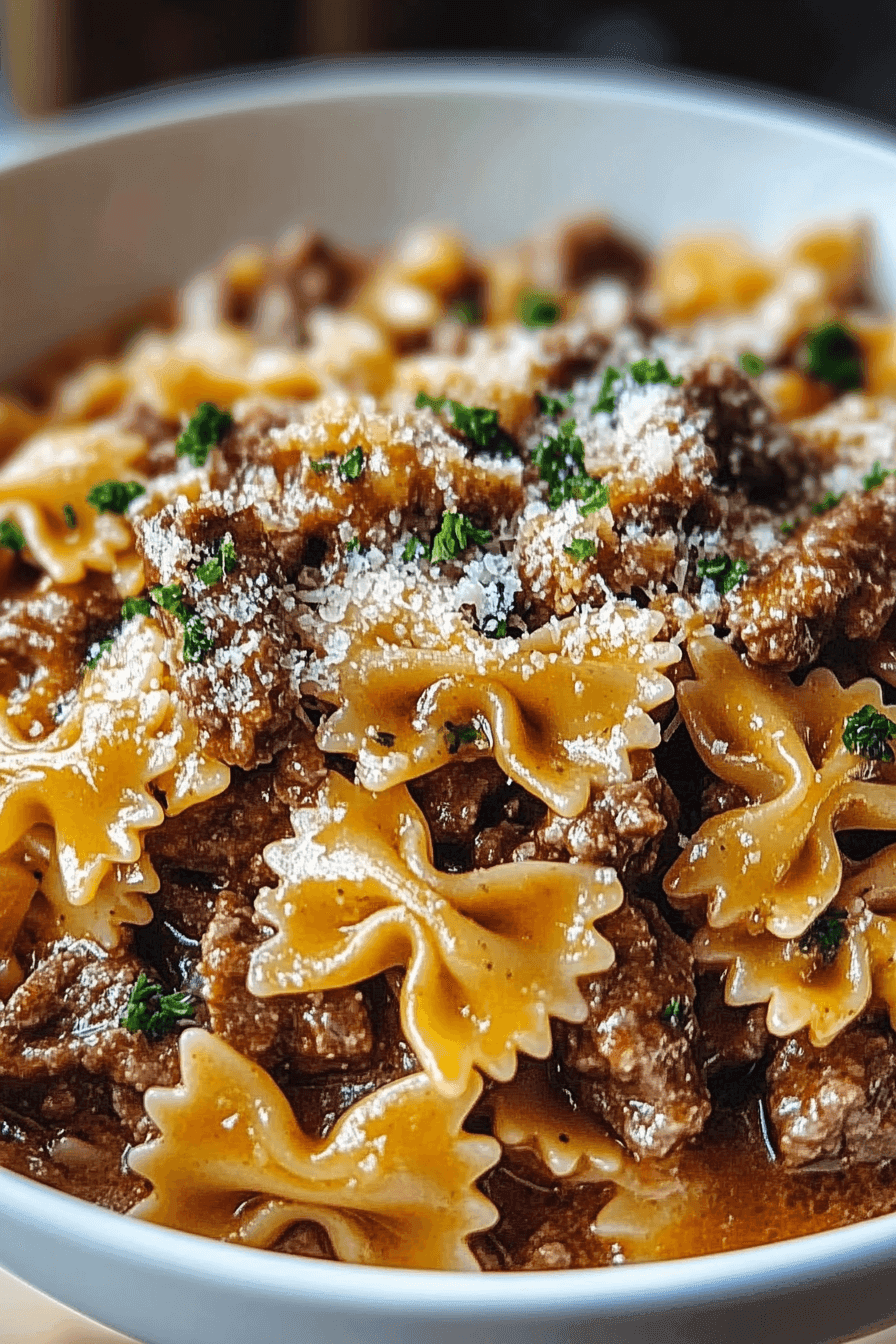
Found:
<box><xmin>4</xmin><ymin>216</ymin><xmax>896</xmax><ymax>1269</ymax></box>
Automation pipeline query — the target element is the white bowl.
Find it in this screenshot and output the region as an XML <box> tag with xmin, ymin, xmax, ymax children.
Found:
<box><xmin>3</xmin><ymin>59</ymin><xmax>896</xmax><ymax>1344</ymax></box>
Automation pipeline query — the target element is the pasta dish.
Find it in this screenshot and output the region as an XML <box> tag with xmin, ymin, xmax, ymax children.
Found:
<box><xmin>2</xmin><ymin>215</ymin><xmax>896</xmax><ymax>1270</ymax></box>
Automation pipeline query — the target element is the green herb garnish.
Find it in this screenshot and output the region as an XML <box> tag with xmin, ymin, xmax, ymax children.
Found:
<box><xmin>121</xmin><ymin>597</ymin><xmax>152</xmax><ymax>620</ymax></box>
<box><xmin>563</xmin><ymin>538</ymin><xmax>598</xmax><ymax>562</ymax></box>
<box><xmin>62</xmin><ymin>504</ymin><xmax>77</xmax><ymax>529</ymax></box>
<box><xmin>798</xmin><ymin>910</ymin><xmax>849</xmax><ymax>965</ymax></box>
<box><xmin>843</xmin><ymin>704</ymin><xmax>896</xmax><ymax>762</ymax></box>
<box><xmin>451</xmin><ymin>298</ymin><xmax>481</xmax><ymax>325</ymax></box>
<box><xmin>863</xmin><ymin>462</ymin><xmax>893</xmax><ymax>491</ymax></box>
<box><xmin>486</xmin><ymin>617</ymin><xmax>508</xmax><ymax>638</ymax></box>
<box><xmin>415</xmin><ymin>392</ymin><xmax>513</xmax><ymax>457</ymax></box>
<box><xmin>402</xmin><ymin>536</ymin><xmax>425</xmax><ymax>562</ymax></box>
<box><xmin>430</xmin><ymin>511</ymin><xmax>492</xmax><ymax>563</ymax></box>
<box><xmin>697</xmin><ymin>554</ymin><xmax>749</xmax><ymax>596</ymax></box>
<box><xmin>592</xmin><ymin>366</ymin><xmax>621</xmax><ymax>414</ymax></box>
<box><xmin>803</xmin><ymin>321</ymin><xmax>863</xmax><ymax>391</ymax></box>
<box><xmin>739</xmin><ymin>352</ymin><xmax>766</xmax><ymax>377</ymax></box>
<box><xmin>0</xmin><ymin>520</ymin><xmax>25</xmax><ymax>552</ymax></box>
<box><xmin>659</xmin><ymin>997</ymin><xmax>686</xmax><ymax>1027</ymax></box>
<box><xmin>445</xmin><ymin>720</ymin><xmax>482</xmax><ymax>754</ymax></box>
<box><xmin>196</xmin><ymin>537</ymin><xmax>237</xmax><ymax>586</ymax></box>
<box><xmin>536</xmin><ymin>391</ymin><xmax>574</xmax><ymax>417</ymax></box>
<box><xmin>150</xmin><ymin>582</ymin><xmax>213</xmax><ymax>664</ymax></box>
<box><xmin>532</xmin><ymin>419</ymin><xmax>609</xmax><ymax>514</ymax></box>
<box><xmin>629</xmin><ymin>357</ymin><xmax>684</xmax><ymax>387</ymax></box>
<box><xmin>345</xmin><ymin>537</ymin><xmax>362</xmax><ymax>554</ymax></box>
<box><xmin>518</xmin><ymin>290</ymin><xmax>561</xmax><ymax>328</ymax></box>
<box><xmin>85</xmin><ymin>638</ymin><xmax>114</xmax><ymax>670</ymax></box>
<box><xmin>175</xmin><ymin>402</ymin><xmax>233</xmax><ymax>468</ymax></box>
<box><xmin>811</xmin><ymin>491</ymin><xmax>843</xmax><ymax>516</ymax></box>
<box><xmin>780</xmin><ymin>520</ymin><xmax>796</xmax><ymax>537</ymax></box>
<box><xmin>121</xmin><ymin>971</ymin><xmax>196</xmax><ymax>1040</ymax></box>
<box><xmin>86</xmin><ymin>480</ymin><xmax>145</xmax><ymax>515</ymax></box>
<box><xmin>339</xmin><ymin>445</ymin><xmax>365</xmax><ymax>481</ymax></box>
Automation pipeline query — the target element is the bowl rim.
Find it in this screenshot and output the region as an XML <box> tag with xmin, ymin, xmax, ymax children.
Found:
<box><xmin>4</xmin><ymin>56</ymin><xmax>896</xmax><ymax>1315</ymax></box>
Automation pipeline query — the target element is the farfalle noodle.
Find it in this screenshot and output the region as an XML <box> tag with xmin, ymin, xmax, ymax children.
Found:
<box><xmin>129</xmin><ymin>1029</ymin><xmax>499</xmax><ymax>1270</ymax></box>
<box><xmin>0</xmin><ymin>420</ymin><xmax>147</xmax><ymax>584</ymax></box>
<box><xmin>0</xmin><ymin>619</ymin><xmax>228</xmax><ymax>909</ymax></box>
<box><xmin>251</xmin><ymin>772</ymin><xmax>623</xmax><ymax>1096</ymax></box>
<box><xmin>664</xmin><ymin>634</ymin><xmax>896</xmax><ymax>938</ymax></box>
<box><xmin>695</xmin><ymin>846</ymin><xmax>896</xmax><ymax>1047</ymax></box>
<box><xmin>317</xmin><ymin>592</ymin><xmax>679</xmax><ymax>818</ymax></box>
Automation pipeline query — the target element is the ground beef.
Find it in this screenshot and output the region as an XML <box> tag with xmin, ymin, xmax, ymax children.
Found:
<box><xmin>555</xmin><ymin>899</ymin><xmax>710</xmax><ymax>1159</ymax></box>
<box><xmin>767</xmin><ymin>1025</ymin><xmax>896</xmax><ymax>1167</ymax></box>
<box><xmin>136</xmin><ymin>502</ymin><xmax>304</xmax><ymax>768</ymax></box>
<box><xmin>199</xmin><ymin>889</ymin><xmax>374</xmax><ymax>1076</ymax></box>
<box><xmin>696</xmin><ymin>972</ymin><xmax>770</xmax><ymax>1074</ymax></box>
<box><xmin>407</xmin><ymin>758</ymin><xmax>543</xmax><ymax>871</ymax></box>
<box><xmin>0</xmin><ymin>576</ymin><xmax>121</xmax><ymax>735</ymax></box>
<box><xmin>0</xmin><ymin>940</ymin><xmax>179</xmax><ymax>1092</ymax></box>
<box><xmin>726</xmin><ymin>476</ymin><xmax>896</xmax><ymax>669</ymax></box>
<box><xmin>515</xmin><ymin>767</ymin><xmax>675</xmax><ymax>880</ymax></box>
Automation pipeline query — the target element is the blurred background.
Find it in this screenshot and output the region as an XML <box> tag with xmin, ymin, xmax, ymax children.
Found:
<box><xmin>0</xmin><ymin>0</ymin><xmax>894</xmax><ymax>125</ymax></box>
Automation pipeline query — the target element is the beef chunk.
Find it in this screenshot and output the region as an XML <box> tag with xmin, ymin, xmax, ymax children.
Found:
<box><xmin>555</xmin><ymin>900</ymin><xmax>710</xmax><ymax>1159</ymax></box>
<box><xmin>696</xmin><ymin>971</ymin><xmax>769</xmax><ymax>1073</ymax></box>
<box><xmin>408</xmin><ymin>759</ymin><xmax>544</xmax><ymax>872</ymax></box>
<box><xmin>0</xmin><ymin>577</ymin><xmax>121</xmax><ymax>735</ymax></box>
<box><xmin>146</xmin><ymin>763</ymin><xmax>293</xmax><ymax>897</ymax></box>
<box><xmin>683</xmin><ymin>361</ymin><xmax>816</xmax><ymax>503</ymax></box>
<box><xmin>517</xmin><ymin>768</ymin><xmax>675</xmax><ymax>880</ymax></box>
<box><xmin>199</xmin><ymin>890</ymin><xmax>374</xmax><ymax>1076</ymax></box>
<box><xmin>727</xmin><ymin>476</ymin><xmax>896</xmax><ymax>669</ymax></box>
<box><xmin>767</xmin><ymin>1026</ymin><xmax>896</xmax><ymax>1167</ymax></box>
<box><xmin>0</xmin><ymin>940</ymin><xmax>179</xmax><ymax>1092</ymax></box>
<box><xmin>136</xmin><ymin>502</ymin><xmax>303</xmax><ymax>768</ymax></box>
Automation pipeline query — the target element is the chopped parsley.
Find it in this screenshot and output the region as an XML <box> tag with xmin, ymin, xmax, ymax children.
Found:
<box><xmin>798</xmin><ymin>910</ymin><xmax>848</xmax><ymax>965</ymax></box>
<box><xmin>415</xmin><ymin>392</ymin><xmax>513</xmax><ymax>457</ymax></box>
<box><xmin>629</xmin><ymin>357</ymin><xmax>683</xmax><ymax>388</ymax></box>
<box><xmin>402</xmin><ymin>535</ymin><xmax>425</xmax><ymax>562</ymax></box>
<box><xmin>563</xmin><ymin>538</ymin><xmax>598</xmax><ymax>562</ymax></box>
<box><xmin>739</xmin><ymin>352</ymin><xmax>766</xmax><ymax>377</ymax></box>
<box><xmin>86</xmin><ymin>480</ymin><xmax>145</xmax><ymax>515</ymax></box>
<box><xmin>62</xmin><ymin>504</ymin><xmax>77</xmax><ymax>529</ymax></box>
<box><xmin>803</xmin><ymin>320</ymin><xmax>863</xmax><ymax>391</ymax></box>
<box><xmin>843</xmin><ymin>704</ymin><xmax>896</xmax><ymax>762</ymax></box>
<box><xmin>451</xmin><ymin>298</ymin><xmax>481</xmax><ymax>325</ymax></box>
<box><xmin>485</xmin><ymin>617</ymin><xmax>508</xmax><ymax>638</ymax></box>
<box><xmin>697</xmin><ymin>554</ymin><xmax>749</xmax><ymax>596</ymax></box>
<box><xmin>430</xmin><ymin>511</ymin><xmax>491</xmax><ymax>563</ymax></box>
<box><xmin>345</xmin><ymin>537</ymin><xmax>363</xmax><ymax>554</ymax></box>
<box><xmin>811</xmin><ymin>491</ymin><xmax>843</xmax><ymax>516</ymax></box>
<box><xmin>121</xmin><ymin>972</ymin><xmax>196</xmax><ymax>1040</ymax></box>
<box><xmin>592</xmin><ymin>366</ymin><xmax>621</xmax><ymax>414</ymax></box>
<box><xmin>659</xmin><ymin>997</ymin><xmax>686</xmax><ymax>1028</ymax></box>
<box><xmin>0</xmin><ymin>520</ymin><xmax>25</xmax><ymax>552</ymax></box>
<box><xmin>175</xmin><ymin>402</ymin><xmax>233</xmax><ymax>468</ymax></box>
<box><xmin>150</xmin><ymin>582</ymin><xmax>213</xmax><ymax>664</ymax></box>
<box><xmin>445</xmin><ymin>720</ymin><xmax>482</xmax><ymax>754</ymax></box>
<box><xmin>121</xmin><ymin>596</ymin><xmax>152</xmax><ymax>620</ymax></box>
<box><xmin>536</xmin><ymin>391</ymin><xmax>574</xmax><ymax>417</ymax></box>
<box><xmin>85</xmin><ymin>639</ymin><xmax>114</xmax><ymax>670</ymax></box>
<box><xmin>780</xmin><ymin>520</ymin><xmax>796</xmax><ymax>536</ymax></box>
<box><xmin>863</xmin><ymin>461</ymin><xmax>893</xmax><ymax>491</ymax></box>
<box><xmin>196</xmin><ymin>537</ymin><xmax>237</xmax><ymax>586</ymax></box>
<box><xmin>309</xmin><ymin>445</ymin><xmax>367</xmax><ymax>481</ymax></box>
<box><xmin>518</xmin><ymin>290</ymin><xmax>561</xmax><ymax>328</ymax></box>
<box><xmin>532</xmin><ymin>419</ymin><xmax>609</xmax><ymax>514</ymax></box>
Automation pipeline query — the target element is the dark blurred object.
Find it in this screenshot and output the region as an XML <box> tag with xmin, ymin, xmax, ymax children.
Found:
<box><xmin>2</xmin><ymin>0</ymin><xmax>896</xmax><ymax>124</ymax></box>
